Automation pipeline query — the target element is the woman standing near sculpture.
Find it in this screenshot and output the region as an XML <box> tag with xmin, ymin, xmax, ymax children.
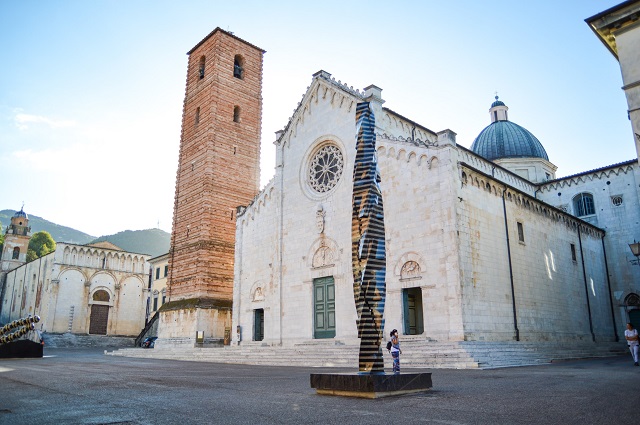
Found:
<box><xmin>390</xmin><ymin>329</ymin><xmax>402</xmax><ymax>373</ymax></box>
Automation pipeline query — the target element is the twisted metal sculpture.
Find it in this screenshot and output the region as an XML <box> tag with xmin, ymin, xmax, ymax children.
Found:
<box><xmin>352</xmin><ymin>102</ymin><xmax>386</xmax><ymax>373</ymax></box>
<box><xmin>0</xmin><ymin>315</ymin><xmax>40</xmax><ymax>345</ymax></box>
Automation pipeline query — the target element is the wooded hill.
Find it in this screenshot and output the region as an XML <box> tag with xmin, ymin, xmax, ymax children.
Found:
<box><xmin>0</xmin><ymin>209</ymin><xmax>170</xmax><ymax>257</ymax></box>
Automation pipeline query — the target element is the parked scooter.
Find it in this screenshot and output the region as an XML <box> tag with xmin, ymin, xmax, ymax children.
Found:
<box><xmin>141</xmin><ymin>336</ymin><xmax>157</xmax><ymax>348</ymax></box>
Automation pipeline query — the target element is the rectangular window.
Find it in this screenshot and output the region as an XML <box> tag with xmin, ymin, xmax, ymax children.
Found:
<box><xmin>155</xmin><ymin>267</ymin><xmax>160</xmax><ymax>280</ymax></box>
<box><xmin>517</xmin><ymin>222</ymin><xmax>525</xmax><ymax>243</ymax></box>
<box><xmin>153</xmin><ymin>297</ymin><xmax>158</xmax><ymax>311</ymax></box>
<box><xmin>164</xmin><ymin>265</ymin><xmax>168</xmax><ymax>277</ymax></box>
<box><xmin>570</xmin><ymin>244</ymin><xmax>576</xmax><ymax>261</ymax></box>
<box><xmin>162</xmin><ymin>294</ymin><xmax>166</xmax><ymax>305</ymax></box>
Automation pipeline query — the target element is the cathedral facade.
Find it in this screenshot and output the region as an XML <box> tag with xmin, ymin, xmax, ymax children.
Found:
<box><xmin>231</xmin><ymin>73</ymin><xmax>632</xmax><ymax>346</ymax></box>
<box><xmin>227</xmin><ymin>2</ymin><xmax>640</xmax><ymax>349</ymax></box>
<box><xmin>139</xmin><ymin>1</ymin><xmax>640</xmax><ymax>354</ymax></box>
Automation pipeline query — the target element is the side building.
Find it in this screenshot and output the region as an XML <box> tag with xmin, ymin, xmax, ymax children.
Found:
<box><xmin>148</xmin><ymin>252</ymin><xmax>169</xmax><ymax>320</ymax></box>
<box><xmin>1</xmin><ymin>240</ymin><xmax>150</xmax><ymax>336</ymax></box>
<box><xmin>586</xmin><ymin>0</ymin><xmax>640</xmax><ymax>327</ymax></box>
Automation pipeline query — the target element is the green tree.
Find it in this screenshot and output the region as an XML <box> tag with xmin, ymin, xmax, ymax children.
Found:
<box><xmin>0</xmin><ymin>226</ymin><xmax>4</xmax><ymax>256</ymax></box>
<box><xmin>27</xmin><ymin>231</ymin><xmax>56</xmax><ymax>261</ymax></box>
<box><xmin>27</xmin><ymin>249</ymin><xmax>37</xmax><ymax>262</ymax></box>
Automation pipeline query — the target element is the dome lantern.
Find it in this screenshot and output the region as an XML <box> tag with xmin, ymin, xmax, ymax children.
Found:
<box><xmin>489</xmin><ymin>95</ymin><xmax>509</xmax><ymax>123</ymax></box>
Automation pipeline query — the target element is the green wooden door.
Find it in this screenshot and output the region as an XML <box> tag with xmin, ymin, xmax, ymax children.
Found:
<box><xmin>314</xmin><ymin>277</ymin><xmax>336</xmax><ymax>339</ymax></box>
<box><xmin>402</xmin><ymin>287</ymin><xmax>424</xmax><ymax>335</ymax></box>
<box><xmin>253</xmin><ymin>309</ymin><xmax>264</xmax><ymax>341</ymax></box>
<box><xmin>402</xmin><ymin>289</ymin><xmax>410</xmax><ymax>335</ymax></box>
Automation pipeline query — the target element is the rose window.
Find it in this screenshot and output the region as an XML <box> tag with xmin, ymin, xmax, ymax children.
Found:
<box><xmin>308</xmin><ymin>145</ymin><xmax>344</xmax><ymax>193</ymax></box>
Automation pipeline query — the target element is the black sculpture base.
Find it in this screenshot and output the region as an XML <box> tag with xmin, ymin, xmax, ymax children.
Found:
<box><xmin>310</xmin><ymin>372</ymin><xmax>432</xmax><ymax>399</ymax></box>
<box><xmin>0</xmin><ymin>340</ymin><xmax>44</xmax><ymax>358</ymax></box>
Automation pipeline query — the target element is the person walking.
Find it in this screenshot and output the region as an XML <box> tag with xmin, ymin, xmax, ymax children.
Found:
<box><xmin>624</xmin><ymin>322</ymin><xmax>639</xmax><ymax>366</ymax></box>
<box><xmin>389</xmin><ymin>329</ymin><xmax>402</xmax><ymax>374</ymax></box>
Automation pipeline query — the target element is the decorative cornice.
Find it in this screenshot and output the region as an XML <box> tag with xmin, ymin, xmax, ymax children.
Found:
<box><xmin>276</xmin><ymin>74</ymin><xmax>364</xmax><ymax>148</ymax></box>
<box><xmin>539</xmin><ymin>160</ymin><xmax>637</xmax><ymax>192</ymax></box>
<box><xmin>460</xmin><ymin>163</ymin><xmax>605</xmax><ymax>238</ymax></box>
<box><xmin>187</xmin><ymin>27</ymin><xmax>265</xmax><ymax>55</ymax></box>
<box><xmin>376</xmin><ymin>132</ymin><xmax>438</xmax><ymax>148</ymax></box>
<box><xmin>585</xmin><ymin>0</ymin><xmax>640</xmax><ymax>59</ymax></box>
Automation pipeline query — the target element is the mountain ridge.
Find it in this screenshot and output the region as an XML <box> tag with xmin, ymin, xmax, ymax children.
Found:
<box><xmin>0</xmin><ymin>209</ymin><xmax>170</xmax><ymax>257</ymax></box>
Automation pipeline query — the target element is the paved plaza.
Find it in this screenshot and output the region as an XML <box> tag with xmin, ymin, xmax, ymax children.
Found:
<box><xmin>0</xmin><ymin>348</ymin><xmax>638</xmax><ymax>424</ymax></box>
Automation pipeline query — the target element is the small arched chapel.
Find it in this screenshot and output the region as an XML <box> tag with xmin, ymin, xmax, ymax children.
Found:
<box><xmin>0</xmin><ymin>215</ymin><xmax>151</xmax><ymax>337</ymax></box>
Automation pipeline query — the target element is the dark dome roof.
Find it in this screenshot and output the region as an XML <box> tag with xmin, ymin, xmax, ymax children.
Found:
<box><xmin>13</xmin><ymin>208</ymin><xmax>28</xmax><ymax>220</ymax></box>
<box><xmin>491</xmin><ymin>99</ymin><xmax>505</xmax><ymax>108</ymax></box>
<box><xmin>471</xmin><ymin>120</ymin><xmax>548</xmax><ymax>161</ymax></box>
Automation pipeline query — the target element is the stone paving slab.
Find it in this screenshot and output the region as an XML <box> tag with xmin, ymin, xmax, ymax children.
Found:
<box><xmin>0</xmin><ymin>347</ymin><xmax>637</xmax><ymax>424</ymax></box>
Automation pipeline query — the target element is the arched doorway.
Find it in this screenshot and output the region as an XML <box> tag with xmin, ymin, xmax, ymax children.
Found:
<box><xmin>625</xmin><ymin>293</ymin><xmax>640</xmax><ymax>330</ymax></box>
<box><xmin>89</xmin><ymin>290</ymin><xmax>110</xmax><ymax>335</ymax></box>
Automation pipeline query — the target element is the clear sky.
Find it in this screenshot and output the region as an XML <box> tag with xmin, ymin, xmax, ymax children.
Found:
<box><xmin>0</xmin><ymin>1</ymin><xmax>635</xmax><ymax>237</ymax></box>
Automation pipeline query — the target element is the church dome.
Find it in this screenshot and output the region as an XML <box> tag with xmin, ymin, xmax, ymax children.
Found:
<box><xmin>13</xmin><ymin>207</ymin><xmax>28</xmax><ymax>220</ymax></box>
<box><xmin>471</xmin><ymin>97</ymin><xmax>549</xmax><ymax>162</ymax></box>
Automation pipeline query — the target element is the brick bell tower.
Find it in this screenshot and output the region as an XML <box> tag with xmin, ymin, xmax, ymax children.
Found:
<box><xmin>160</xmin><ymin>28</ymin><xmax>264</xmax><ymax>345</ymax></box>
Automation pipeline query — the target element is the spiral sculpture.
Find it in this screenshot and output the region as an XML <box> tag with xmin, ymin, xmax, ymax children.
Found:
<box><xmin>0</xmin><ymin>315</ymin><xmax>40</xmax><ymax>345</ymax></box>
<box><xmin>352</xmin><ymin>102</ymin><xmax>386</xmax><ymax>373</ymax></box>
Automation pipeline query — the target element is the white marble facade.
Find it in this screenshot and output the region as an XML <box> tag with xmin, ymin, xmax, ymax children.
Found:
<box><xmin>0</xmin><ymin>242</ymin><xmax>150</xmax><ymax>336</ymax></box>
<box><xmin>232</xmin><ymin>71</ymin><xmax>634</xmax><ymax>347</ymax></box>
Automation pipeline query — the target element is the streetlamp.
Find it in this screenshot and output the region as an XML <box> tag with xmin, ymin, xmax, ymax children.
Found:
<box><xmin>629</xmin><ymin>241</ymin><xmax>640</xmax><ymax>266</ymax></box>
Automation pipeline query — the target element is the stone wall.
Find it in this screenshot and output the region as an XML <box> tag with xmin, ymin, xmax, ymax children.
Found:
<box><xmin>458</xmin><ymin>165</ymin><xmax>616</xmax><ymax>342</ymax></box>
<box><xmin>537</xmin><ymin>161</ymin><xmax>640</xmax><ymax>334</ymax></box>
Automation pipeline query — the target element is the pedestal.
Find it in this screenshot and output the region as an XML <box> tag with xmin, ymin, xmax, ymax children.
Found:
<box><xmin>310</xmin><ymin>372</ymin><xmax>432</xmax><ymax>399</ymax></box>
<box><xmin>0</xmin><ymin>340</ymin><xmax>44</xmax><ymax>358</ymax></box>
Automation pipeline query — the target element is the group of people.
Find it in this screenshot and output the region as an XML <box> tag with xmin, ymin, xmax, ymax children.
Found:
<box><xmin>385</xmin><ymin>322</ymin><xmax>640</xmax><ymax>373</ymax></box>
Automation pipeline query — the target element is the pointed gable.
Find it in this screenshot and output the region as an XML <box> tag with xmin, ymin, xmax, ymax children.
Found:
<box><xmin>86</xmin><ymin>241</ymin><xmax>123</xmax><ymax>251</ymax></box>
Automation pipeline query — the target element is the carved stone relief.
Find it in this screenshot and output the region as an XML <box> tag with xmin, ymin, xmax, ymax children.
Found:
<box><xmin>316</xmin><ymin>205</ymin><xmax>325</xmax><ymax>234</ymax></box>
<box><xmin>400</xmin><ymin>260</ymin><xmax>421</xmax><ymax>279</ymax></box>
<box><xmin>312</xmin><ymin>243</ymin><xmax>334</xmax><ymax>268</ymax></box>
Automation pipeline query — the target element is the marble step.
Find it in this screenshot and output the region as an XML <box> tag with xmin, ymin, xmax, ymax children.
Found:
<box><xmin>107</xmin><ymin>340</ymin><xmax>625</xmax><ymax>369</ymax></box>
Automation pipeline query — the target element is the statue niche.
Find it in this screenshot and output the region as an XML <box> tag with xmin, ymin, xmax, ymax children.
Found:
<box><xmin>252</xmin><ymin>286</ymin><xmax>265</xmax><ymax>302</ymax></box>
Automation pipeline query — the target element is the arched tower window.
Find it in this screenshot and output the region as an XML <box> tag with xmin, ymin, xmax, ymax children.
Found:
<box><xmin>233</xmin><ymin>106</ymin><xmax>240</xmax><ymax>122</ymax></box>
<box><xmin>195</xmin><ymin>107</ymin><xmax>200</xmax><ymax>125</ymax></box>
<box><xmin>198</xmin><ymin>56</ymin><xmax>205</xmax><ymax>79</ymax></box>
<box><xmin>572</xmin><ymin>193</ymin><xmax>595</xmax><ymax>217</ymax></box>
<box><xmin>12</xmin><ymin>247</ymin><xmax>19</xmax><ymax>260</ymax></box>
<box><xmin>233</xmin><ymin>55</ymin><xmax>244</xmax><ymax>79</ymax></box>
